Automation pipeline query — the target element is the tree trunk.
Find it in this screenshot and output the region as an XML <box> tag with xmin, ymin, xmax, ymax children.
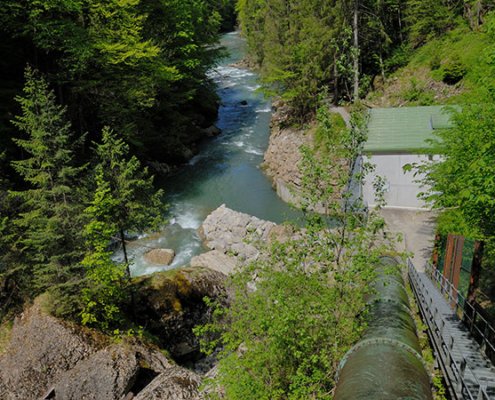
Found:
<box><xmin>353</xmin><ymin>0</ymin><xmax>359</xmax><ymax>102</ymax></box>
<box><xmin>333</xmin><ymin>52</ymin><xmax>339</xmax><ymax>103</ymax></box>
<box><xmin>120</xmin><ymin>228</ymin><xmax>130</xmax><ymax>279</ymax></box>
<box><xmin>379</xmin><ymin>52</ymin><xmax>385</xmax><ymax>81</ymax></box>
<box><xmin>398</xmin><ymin>1</ymin><xmax>404</xmax><ymax>43</ymax></box>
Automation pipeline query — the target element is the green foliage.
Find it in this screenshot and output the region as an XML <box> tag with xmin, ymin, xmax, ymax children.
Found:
<box><xmin>9</xmin><ymin>68</ymin><xmax>85</xmax><ymax>294</ymax></box>
<box><xmin>405</xmin><ymin>0</ymin><xmax>457</xmax><ymax>47</ymax></box>
<box><xmin>0</xmin><ymin>0</ymin><xmax>225</xmax><ymax>163</ymax></box>
<box><xmin>419</xmin><ymin>100</ymin><xmax>495</xmax><ymax>239</ymax></box>
<box><xmin>196</xmin><ymin>105</ymin><xmax>392</xmax><ymax>399</ymax></box>
<box><xmin>79</xmin><ymin>127</ymin><xmax>166</xmax><ymax>330</ymax></box>
<box><xmin>238</xmin><ymin>0</ymin><xmax>406</xmax><ymax>115</ymax></box>
<box><xmin>93</xmin><ymin>128</ymin><xmax>165</xmax><ymax>268</ymax></box>
<box><xmin>441</xmin><ymin>57</ymin><xmax>467</xmax><ymax>84</ymax></box>
<box><xmin>415</xmin><ymin>17</ymin><xmax>495</xmax><ymax>238</ymax></box>
<box><xmin>80</xmin><ymin>171</ymin><xmax>126</xmax><ymax>331</ymax></box>
<box><xmin>401</xmin><ymin>78</ymin><xmax>435</xmax><ymax>105</ymax></box>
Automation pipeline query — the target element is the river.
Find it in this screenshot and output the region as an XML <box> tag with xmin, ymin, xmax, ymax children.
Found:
<box><xmin>127</xmin><ymin>32</ymin><xmax>301</xmax><ymax>277</ymax></box>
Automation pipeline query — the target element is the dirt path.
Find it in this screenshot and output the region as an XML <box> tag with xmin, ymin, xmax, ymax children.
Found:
<box><xmin>380</xmin><ymin>208</ymin><xmax>437</xmax><ymax>271</ymax></box>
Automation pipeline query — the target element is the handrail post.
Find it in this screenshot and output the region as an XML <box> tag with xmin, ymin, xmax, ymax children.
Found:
<box><xmin>481</xmin><ymin>325</ymin><xmax>489</xmax><ymax>355</ymax></box>
<box><xmin>457</xmin><ymin>358</ymin><xmax>467</xmax><ymax>393</ymax></box>
<box><xmin>447</xmin><ymin>336</ymin><xmax>454</xmax><ymax>367</ymax></box>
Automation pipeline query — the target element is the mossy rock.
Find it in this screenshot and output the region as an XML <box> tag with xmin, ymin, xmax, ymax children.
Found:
<box><xmin>130</xmin><ymin>267</ymin><xmax>226</xmax><ymax>361</ymax></box>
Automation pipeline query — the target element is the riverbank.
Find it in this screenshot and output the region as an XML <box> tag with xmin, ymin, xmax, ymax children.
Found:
<box><xmin>261</xmin><ymin>100</ymin><xmax>313</xmax><ymax>206</ymax></box>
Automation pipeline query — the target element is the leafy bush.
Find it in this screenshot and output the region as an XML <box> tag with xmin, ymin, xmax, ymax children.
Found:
<box><xmin>430</xmin><ymin>54</ymin><xmax>442</xmax><ymax>71</ymax></box>
<box><xmin>384</xmin><ymin>44</ymin><xmax>413</xmax><ymax>73</ymax></box>
<box><xmin>441</xmin><ymin>58</ymin><xmax>467</xmax><ymax>84</ymax></box>
<box><xmin>402</xmin><ymin>78</ymin><xmax>435</xmax><ymax>105</ymax></box>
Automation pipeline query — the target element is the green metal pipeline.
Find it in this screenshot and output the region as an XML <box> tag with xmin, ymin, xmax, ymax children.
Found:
<box><xmin>333</xmin><ymin>256</ymin><xmax>433</xmax><ymax>400</ymax></box>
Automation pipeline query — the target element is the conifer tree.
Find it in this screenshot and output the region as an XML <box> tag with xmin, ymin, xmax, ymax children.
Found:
<box><xmin>80</xmin><ymin>170</ymin><xmax>126</xmax><ymax>330</ymax></box>
<box><xmin>10</xmin><ymin>68</ymin><xmax>85</xmax><ymax>293</ymax></box>
<box><xmin>93</xmin><ymin>127</ymin><xmax>165</xmax><ymax>278</ymax></box>
<box><xmin>405</xmin><ymin>0</ymin><xmax>455</xmax><ymax>47</ymax></box>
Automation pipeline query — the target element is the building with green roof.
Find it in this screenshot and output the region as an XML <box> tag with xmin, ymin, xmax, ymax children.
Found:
<box><xmin>362</xmin><ymin>106</ymin><xmax>453</xmax><ymax>209</ymax></box>
<box><xmin>364</xmin><ymin>106</ymin><xmax>454</xmax><ymax>154</ymax></box>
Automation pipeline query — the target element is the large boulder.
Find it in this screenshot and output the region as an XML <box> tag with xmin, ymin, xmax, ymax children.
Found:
<box><xmin>131</xmin><ymin>267</ymin><xmax>226</xmax><ymax>361</ymax></box>
<box><xmin>144</xmin><ymin>248</ymin><xmax>175</xmax><ymax>266</ymax></box>
<box><xmin>0</xmin><ymin>299</ymin><xmax>205</xmax><ymax>400</ymax></box>
<box><xmin>0</xmin><ymin>298</ymin><xmax>99</xmax><ymax>399</ymax></box>
<box><xmin>199</xmin><ymin>204</ymin><xmax>277</xmax><ymax>262</ymax></box>
<box><xmin>134</xmin><ymin>368</ymin><xmax>202</xmax><ymax>400</ymax></box>
<box><xmin>190</xmin><ymin>250</ymin><xmax>238</xmax><ymax>276</ymax></box>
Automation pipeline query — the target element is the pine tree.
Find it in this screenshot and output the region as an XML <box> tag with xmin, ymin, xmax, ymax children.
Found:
<box><xmin>10</xmin><ymin>68</ymin><xmax>85</xmax><ymax>293</ymax></box>
<box><xmin>405</xmin><ymin>0</ymin><xmax>456</xmax><ymax>47</ymax></box>
<box><xmin>93</xmin><ymin>127</ymin><xmax>165</xmax><ymax>278</ymax></box>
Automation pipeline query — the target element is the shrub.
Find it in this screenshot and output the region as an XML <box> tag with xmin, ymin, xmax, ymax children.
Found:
<box><xmin>441</xmin><ymin>58</ymin><xmax>467</xmax><ymax>85</ymax></box>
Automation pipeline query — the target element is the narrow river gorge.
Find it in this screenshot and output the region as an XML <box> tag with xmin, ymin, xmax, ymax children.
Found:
<box><xmin>126</xmin><ymin>32</ymin><xmax>301</xmax><ymax>277</ymax></box>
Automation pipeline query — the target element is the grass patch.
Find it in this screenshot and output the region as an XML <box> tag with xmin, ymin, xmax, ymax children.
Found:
<box><xmin>0</xmin><ymin>320</ymin><xmax>13</xmax><ymax>355</ymax></box>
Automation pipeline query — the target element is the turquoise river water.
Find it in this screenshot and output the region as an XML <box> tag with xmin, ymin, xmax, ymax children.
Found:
<box><xmin>126</xmin><ymin>32</ymin><xmax>301</xmax><ymax>276</ymax></box>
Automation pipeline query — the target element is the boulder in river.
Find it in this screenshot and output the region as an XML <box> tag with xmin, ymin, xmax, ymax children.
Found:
<box><xmin>143</xmin><ymin>248</ymin><xmax>175</xmax><ymax>266</ymax></box>
<box><xmin>199</xmin><ymin>204</ymin><xmax>277</xmax><ymax>262</ymax></box>
<box><xmin>202</xmin><ymin>125</ymin><xmax>222</xmax><ymax>137</ymax></box>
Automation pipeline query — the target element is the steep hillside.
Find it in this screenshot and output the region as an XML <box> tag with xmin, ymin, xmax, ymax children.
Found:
<box><xmin>367</xmin><ymin>22</ymin><xmax>491</xmax><ymax>107</ymax></box>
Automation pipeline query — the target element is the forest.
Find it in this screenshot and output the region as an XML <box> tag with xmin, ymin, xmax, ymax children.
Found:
<box><xmin>0</xmin><ymin>0</ymin><xmax>237</xmax><ymax>323</ymax></box>
<box><xmin>1</xmin><ymin>0</ymin><xmax>495</xmax><ymax>398</ymax></box>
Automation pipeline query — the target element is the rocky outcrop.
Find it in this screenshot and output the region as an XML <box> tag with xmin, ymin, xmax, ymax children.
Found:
<box><xmin>190</xmin><ymin>250</ymin><xmax>238</xmax><ymax>276</ymax></box>
<box><xmin>262</xmin><ymin>102</ymin><xmax>351</xmax><ymax>208</ymax></box>
<box><xmin>0</xmin><ymin>299</ymin><xmax>203</xmax><ymax>400</ymax></box>
<box><xmin>262</xmin><ymin>101</ymin><xmax>312</xmax><ymax>206</ymax></box>
<box><xmin>200</xmin><ymin>204</ymin><xmax>277</xmax><ymax>262</ymax></box>
<box><xmin>133</xmin><ymin>368</ymin><xmax>202</xmax><ymax>400</ymax></box>
<box><xmin>144</xmin><ymin>248</ymin><xmax>175</xmax><ymax>266</ymax></box>
<box><xmin>0</xmin><ymin>299</ymin><xmax>99</xmax><ymax>400</ymax></box>
<box><xmin>131</xmin><ymin>267</ymin><xmax>226</xmax><ymax>361</ymax></box>
<box><xmin>193</xmin><ymin>205</ymin><xmax>295</xmax><ymax>275</ymax></box>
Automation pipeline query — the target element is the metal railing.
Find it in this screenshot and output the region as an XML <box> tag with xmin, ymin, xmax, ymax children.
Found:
<box><xmin>408</xmin><ymin>260</ymin><xmax>492</xmax><ymax>400</ymax></box>
<box><xmin>424</xmin><ymin>261</ymin><xmax>495</xmax><ymax>362</ymax></box>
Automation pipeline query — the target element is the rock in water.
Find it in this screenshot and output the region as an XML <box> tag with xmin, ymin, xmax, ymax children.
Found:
<box><xmin>199</xmin><ymin>204</ymin><xmax>276</xmax><ymax>262</ymax></box>
<box><xmin>202</xmin><ymin>125</ymin><xmax>222</xmax><ymax>137</ymax></box>
<box><xmin>143</xmin><ymin>248</ymin><xmax>175</xmax><ymax>265</ymax></box>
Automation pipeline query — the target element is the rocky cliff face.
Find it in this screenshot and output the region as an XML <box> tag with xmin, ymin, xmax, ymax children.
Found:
<box><xmin>262</xmin><ymin>101</ymin><xmax>312</xmax><ymax>206</ymax></box>
<box><xmin>0</xmin><ymin>271</ymin><xmax>225</xmax><ymax>400</ymax></box>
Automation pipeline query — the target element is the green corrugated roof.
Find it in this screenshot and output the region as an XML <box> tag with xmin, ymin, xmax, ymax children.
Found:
<box><xmin>364</xmin><ymin>106</ymin><xmax>453</xmax><ymax>153</ymax></box>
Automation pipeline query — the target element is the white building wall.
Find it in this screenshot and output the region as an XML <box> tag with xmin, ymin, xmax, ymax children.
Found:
<box><xmin>363</xmin><ymin>154</ymin><xmax>438</xmax><ymax>210</ymax></box>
